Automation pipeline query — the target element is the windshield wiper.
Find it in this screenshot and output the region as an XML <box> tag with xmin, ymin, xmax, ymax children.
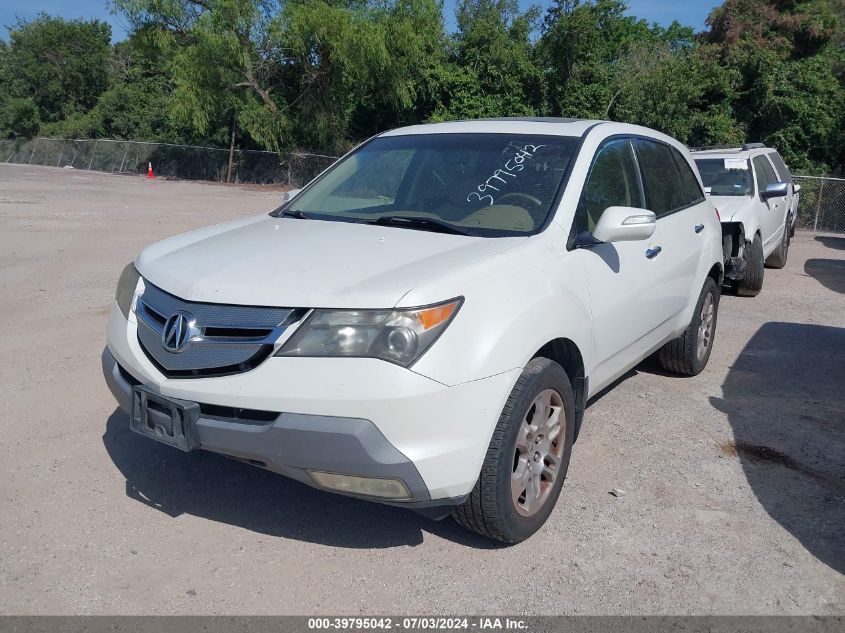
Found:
<box><xmin>278</xmin><ymin>209</ymin><xmax>315</xmax><ymax>219</ymax></box>
<box><xmin>368</xmin><ymin>215</ymin><xmax>470</xmax><ymax>236</ymax></box>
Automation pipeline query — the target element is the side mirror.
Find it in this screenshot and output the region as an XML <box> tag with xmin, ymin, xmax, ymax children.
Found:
<box><xmin>793</xmin><ymin>183</ymin><xmax>801</xmax><ymax>194</ymax></box>
<box><xmin>761</xmin><ymin>182</ymin><xmax>788</xmax><ymax>200</ymax></box>
<box><xmin>592</xmin><ymin>207</ymin><xmax>657</xmax><ymax>243</ymax></box>
<box><xmin>283</xmin><ymin>188</ymin><xmax>302</xmax><ymax>203</ymax></box>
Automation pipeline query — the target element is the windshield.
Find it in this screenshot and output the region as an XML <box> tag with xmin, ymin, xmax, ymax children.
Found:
<box><xmin>694</xmin><ymin>158</ymin><xmax>754</xmax><ymax>196</ymax></box>
<box><xmin>275</xmin><ymin>133</ymin><xmax>580</xmax><ymax>236</ymax></box>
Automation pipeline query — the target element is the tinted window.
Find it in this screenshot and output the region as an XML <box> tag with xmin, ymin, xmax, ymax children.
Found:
<box><xmin>283</xmin><ymin>134</ymin><xmax>579</xmax><ymax>236</ymax></box>
<box><xmin>753</xmin><ymin>155</ymin><xmax>778</xmax><ymax>194</ymax></box>
<box><xmin>576</xmin><ymin>139</ymin><xmax>644</xmax><ymax>233</ymax></box>
<box><xmin>671</xmin><ymin>149</ymin><xmax>705</xmax><ymax>205</ymax></box>
<box><xmin>767</xmin><ymin>152</ymin><xmax>792</xmax><ymax>183</ymax></box>
<box><xmin>634</xmin><ymin>140</ymin><xmax>685</xmax><ymax>215</ymax></box>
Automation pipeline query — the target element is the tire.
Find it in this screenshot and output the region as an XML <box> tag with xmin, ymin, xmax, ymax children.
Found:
<box><xmin>658</xmin><ymin>276</ymin><xmax>719</xmax><ymax>376</ymax></box>
<box><xmin>452</xmin><ymin>357</ymin><xmax>575</xmax><ymax>543</ymax></box>
<box><xmin>765</xmin><ymin>219</ymin><xmax>790</xmax><ymax>269</ymax></box>
<box><xmin>733</xmin><ymin>233</ymin><xmax>764</xmax><ymax>297</ymax></box>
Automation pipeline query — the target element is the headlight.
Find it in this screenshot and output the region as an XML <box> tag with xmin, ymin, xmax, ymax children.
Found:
<box><xmin>275</xmin><ymin>298</ymin><xmax>462</xmax><ymax>367</ymax></box>
<box><xmin>115</xmin><ymin>262</ymin><xmax>141</xmax><ymax>318</ymax></box>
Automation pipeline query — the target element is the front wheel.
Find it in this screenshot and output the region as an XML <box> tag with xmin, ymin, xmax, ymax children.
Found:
<box><xmin>733</xmin><ymin>233</ymin><xmax>764</xmax><ymax>296</ymax></box>
<box><xmin>452</xmin><ymin>357</ymin><xmax>575</xmax><ymax>543</ymax></box>
<box><xmin>658</xmin><ymin>276</ymin><xmax>720</xmax><ymax>376</ymax></box>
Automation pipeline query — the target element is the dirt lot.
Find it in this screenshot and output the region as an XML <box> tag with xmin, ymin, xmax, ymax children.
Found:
<box><xmin>0</xmin><ymin>163</ymin><xmax>842</xmax><ymax>615</ymax></box>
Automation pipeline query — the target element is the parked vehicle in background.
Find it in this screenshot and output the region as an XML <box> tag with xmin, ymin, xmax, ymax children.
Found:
<box><xmin>103</xmin><ymin>118</ymin><xmax>724</xmax><ymax>543</ymax></box>
<box><xmin>692</xmin><ymin>143</ymin><xmax>800</xmax><ymax>296</ymax></box>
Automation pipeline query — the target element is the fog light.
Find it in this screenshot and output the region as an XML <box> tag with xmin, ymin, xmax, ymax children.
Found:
<box><xmin>308</xmin><ymin>471</ymin><xmax>411</xmax><ymax>500</ymax></box>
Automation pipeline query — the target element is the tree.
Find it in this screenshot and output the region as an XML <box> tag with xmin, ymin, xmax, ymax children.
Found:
<box><xmin>111</xmin><ymin>0</ymin><xmax>449</xmax><ymax>153</ymax></box>
<box><xmin>1</xmin><ymin>14</ymin><xmax>112</xmax><ymax>123</ymax></box>
<box><xmin>429</xmin><ymin>0</ymin><xmax>544</xmax><ymax>120</ymax></box>
<box><xmin>0</xmin><ymin>0</ymin><xmax>841</xmax><ymax>175</ymax></box>
<box><xmin>702</xmin><ymin>0</ymin><xmax>845</xmax><ymax>172</ymax></box>
<box><xmin>275</xmin><ymin>0</ymin><xmax>449</xmax><ymax>150</ymax></box>
<box><xmin>112</xmin><ymin>0</ymin><xmax>290</xmax><ymax>153</ymax></box>
<box><xmin>43</xmin><ymin>36</ymin><xmax>177</xmax><ymax>142</ymax></box>
<box><xmin>605</xmin><ymin>41</ymin><xmax>744</xmax><ymax>146</ymax></box>
<box><xmin>539</xmin><ymin>0</ymin><xmax>658</xmax><ymax>118</ymax></box>
<box><xmin>0</xmin><ymin>98</ymin><xmax>41</xmax><ymax>139</ymax></box>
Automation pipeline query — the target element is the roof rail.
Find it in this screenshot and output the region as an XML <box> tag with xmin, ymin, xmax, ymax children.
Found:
<box><xmin>689</xmin><ymin>142</ymin><xmax>767</xmax><ymax>152</ymax></box>
<box><xmin>688</xmin><ymin>145</ymin><xmax>741</xmax><ymax>152</ymax></box>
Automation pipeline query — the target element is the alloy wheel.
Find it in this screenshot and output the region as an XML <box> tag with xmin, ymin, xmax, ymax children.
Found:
<box><xmin>697</xmin><ymin>293</ymin><xmax>715</xmax><ymax>362</ymax></box>
<box><xmin>511</xmin><ymin>389</ymin><xmax>566</xmax><ymax>517</ymax></box>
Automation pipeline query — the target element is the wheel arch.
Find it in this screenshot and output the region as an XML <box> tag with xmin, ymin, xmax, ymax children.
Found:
<box><xmin>708</xmin><ymin>261</ymin><xmax>724</xmax><ymax>288</ymax></box>
<box><xmin>532</xmin><ymin>338</ymin><xmax>587</xmax><ymax>441</ymax></box>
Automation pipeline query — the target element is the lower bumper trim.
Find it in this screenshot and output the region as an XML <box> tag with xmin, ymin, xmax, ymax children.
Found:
<box><xmin>101</xmin><ymin>348</ymin><xmax>435</xmax><ymax>505</ymax></box>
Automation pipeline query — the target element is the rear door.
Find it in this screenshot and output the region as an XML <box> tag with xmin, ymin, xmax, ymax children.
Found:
<box><xmin>633</xmin><ymin>139</ymin><xmax>709</xmax><ymax>318</ymax></box>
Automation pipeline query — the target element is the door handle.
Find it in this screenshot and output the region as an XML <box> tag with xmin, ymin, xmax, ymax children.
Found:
<box><xmin>694</xmin><ymin>223</ymin><xmax>705</xmax><ymax>233</ymax></box>
<box><xmin>645</xmin><ymin>246</ymin><xmax>662</xmax><ymax>259</ymax></box>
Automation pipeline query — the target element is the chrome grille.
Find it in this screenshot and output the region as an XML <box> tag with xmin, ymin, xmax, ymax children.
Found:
<box><xmin>135</xmin><ymin>282</ymin><xmax>303</xmax><ymax>377</ymax></box>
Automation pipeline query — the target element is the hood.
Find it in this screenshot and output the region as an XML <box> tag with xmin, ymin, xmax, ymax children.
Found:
<box><xmin>708</xmin><ymin>195</ymin><xmax>755</xmax><ymax>222</ymax></box>
<box><xmin>135</xmin><ymin>214</ymin><xmax>525</xmax><ymax>308</ymax></box>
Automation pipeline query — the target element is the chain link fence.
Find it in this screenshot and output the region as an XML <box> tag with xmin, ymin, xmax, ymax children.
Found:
<box><xmin>3</xmin><ymin>138</ymin><xmax>843</xmax><ymax>233</ymax></box>
<box><xmin>793</xmin><ymin>175</ymin><xmax>845</xmax><ymax>234</ymax></box>
<box><xmin>0</xmin><ymin>137</ymin><xmax>338</xmax><ymax>187</ymax></box>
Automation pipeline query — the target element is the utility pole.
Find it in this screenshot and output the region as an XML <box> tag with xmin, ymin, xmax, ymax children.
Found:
<box><xmin>226</xmin><ymin>116</ymin><xmax>236</xmax><ymax>183</ymax></box>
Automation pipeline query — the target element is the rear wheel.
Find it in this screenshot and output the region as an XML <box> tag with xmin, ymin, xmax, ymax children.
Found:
<box><xmin>765</xmin><ymin>219</ymin><xmax>790</xmax><ymax>269</ymax></box>
<box><xmin>733</xmin><ymin>233</ymin><xmax>764</xmax><ymax>297</ymax></box>
<box><xmin>452</xmin><ymin>357</ymin><xmax>575</xmax><ymax>543</ymax></box>
<box><xmin>658</xmin><ymin>277</ymin><xmax>719</xmax><ymax>376</ymax></box>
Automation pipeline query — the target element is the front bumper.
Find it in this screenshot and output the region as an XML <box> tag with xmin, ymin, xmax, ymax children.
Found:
<box><xmin>103</xmin><ymin>347</ymin><xmax>443</xmax><ymax>508</ymax></box>
<box><xmin>104</xmin><ymin>302</ymin><xmax>520</xmax><ymax>505</ymax></box>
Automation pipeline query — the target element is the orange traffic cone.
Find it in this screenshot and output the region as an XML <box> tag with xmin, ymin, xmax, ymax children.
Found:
<box><xmin>146</xmin><ymin>162</ymin><xmax>155</xmax><ymax>179</ymax></box>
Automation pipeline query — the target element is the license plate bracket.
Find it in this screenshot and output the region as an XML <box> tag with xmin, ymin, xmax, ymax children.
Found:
<box><xmin>130</xmin><ymin>386</ymin><xmax>200</xmax><ymax>452</ymax></box>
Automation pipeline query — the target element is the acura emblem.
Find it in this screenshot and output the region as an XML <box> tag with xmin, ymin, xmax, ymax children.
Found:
<box><xmin>162</xmin><ymin>311</ymin><xmax>199</xmax><ymax>353</ymax></box>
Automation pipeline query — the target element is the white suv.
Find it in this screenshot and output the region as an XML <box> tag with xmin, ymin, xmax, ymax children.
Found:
<box><xmin>693</xmin><ymin>144</ymin><xmax>800</xmax><ymax>296</ymax></box>
<box><xmin>103</xmin><ymin>119</ymin><xmax>724</xmax><ymax>542</ymax></box>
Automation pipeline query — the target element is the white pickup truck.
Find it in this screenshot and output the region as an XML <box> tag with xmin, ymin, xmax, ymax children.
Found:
<box><xmin>104</xmin><ymin>118</ymin><xmax>724</xmax><ymax>542</ymax></box>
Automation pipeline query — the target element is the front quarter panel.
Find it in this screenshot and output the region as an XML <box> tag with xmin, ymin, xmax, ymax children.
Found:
<box><xmin>407</xmin><ymin>224</ymin><xmax>593</xmax><ymax>387</ymax></box>
<box><xmin>723</xmin><ymin>202</ymin><xmax>762</xmax><ymax>242</ymax></box>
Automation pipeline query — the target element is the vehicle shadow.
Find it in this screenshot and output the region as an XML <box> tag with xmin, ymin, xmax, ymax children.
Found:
<box><xmin>805</xmin><ymin>259</ymin><xmax>845</xmax><ymax>294</ymax></box>
<box><xmin>815</xmin><ymin>235</ymin><xmax>845</xmax><ymax>251</ymax></box>
<box><xmin>709</xmin><ymin>322</ymin><xmax>845</xmax><ymax>573</ymax></box>
<box><xmin>102</xmin><ymin>410</ymin><xmax>502</xmax><ymax>549</ymax></box>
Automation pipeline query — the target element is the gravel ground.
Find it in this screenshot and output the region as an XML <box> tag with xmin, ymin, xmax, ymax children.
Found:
<box><xmin>0</xmin><ymin>164</ymin><xmax>842</xmax><ymax>615</ymax></box>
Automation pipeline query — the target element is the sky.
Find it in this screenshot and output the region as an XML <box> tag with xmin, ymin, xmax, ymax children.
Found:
<box><xmin>0</xmin><ymin>0</ymin><xmax>722</xmax><ymax>42</ymax></box>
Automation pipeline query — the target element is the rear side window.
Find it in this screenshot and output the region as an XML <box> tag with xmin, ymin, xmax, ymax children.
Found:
<box><xmin>634</xmin><ymin>140</ymin><xmax>685</xmax><ymax>215</ymax></box>
<box><xmin>671</xmin><ymin>149</ymin><xmax>705</xmax><ymax>206</ymax></box>
<box><xmin>576</xmin><ymin>139</ymin><xmax>645</xmax><ymax>233</ymax></box>
<box><xmin>767</xmin><ymin>152</ymin><xmax>792</xmax><ymax>183</ymax></box>
<box><xmin>752</xmin><ymin>155</ymin><xmax>778</xmax><ymax>193</ymax></box>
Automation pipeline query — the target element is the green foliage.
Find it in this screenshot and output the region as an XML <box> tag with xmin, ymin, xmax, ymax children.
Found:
<box><xmin>1</xmin><ymin>14</ymin><xmax>112</xmax><ymax>123</ymax></box>
<box><xmin>0</xmin><ymin>0</ymin><xmax>842</xmax><ymax>173</ymax></box>
<box><xmin>703</xmin><ymin>0</ymin><xmax>845</xmax><ymax>173</ymax></box>
<box><xmin>429</xmin><ymin>0</ymin><xmax>543</xmax><ymax>120</ymax></box>
<box><xmin>0</xmin><ymin>97</ymin><xmax>41</xmax><ymax>139</ymax></box>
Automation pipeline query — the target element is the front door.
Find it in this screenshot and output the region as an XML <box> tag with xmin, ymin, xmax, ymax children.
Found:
<box><xmin>572</xmin><ymin>138</ymin><xmax>670</xmax><ymax>389</ymax></box>
<box><xmin>752</xmin><ymin>154</ymin><xmax>786</xmax><ymax>250</ymax></box>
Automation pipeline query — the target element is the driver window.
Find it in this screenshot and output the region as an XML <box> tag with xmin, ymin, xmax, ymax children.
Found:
<box><xmin>576</xmin><ymin>139</ymin><xmax>644</xmax><ymax>234</ymax></box>
<box><xmin>752</xmin><ymin>155</ymin><xmax>778</xmax><ymax>197</ymax></box>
